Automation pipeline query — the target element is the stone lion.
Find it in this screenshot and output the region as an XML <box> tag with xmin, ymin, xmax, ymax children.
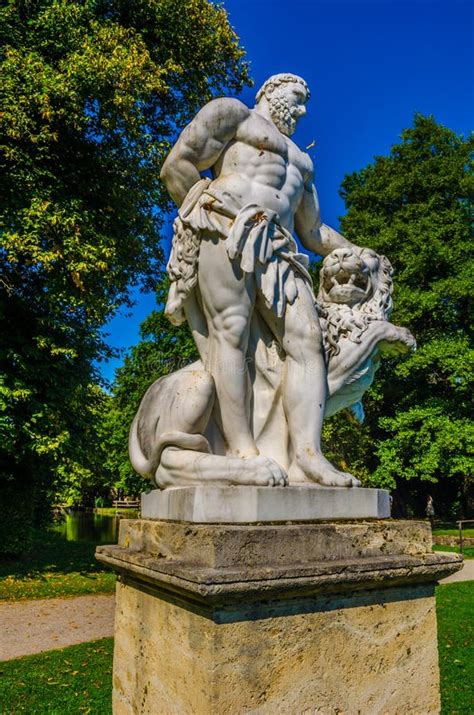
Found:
<box><xmin>129</xmin><ymin>247</ymin><xmax>415</xmax><ymax>488</ymax></box>
<box><xmin>319</xmin><ymin>246</ymin><xmax>416</xmax><ymax>420</ymax></box>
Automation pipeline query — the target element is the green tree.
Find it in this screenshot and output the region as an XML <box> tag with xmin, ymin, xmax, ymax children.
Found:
<box><xmin>51</xmin><ymin>386</ymin><xmax>113</xmax><ymax>508</ymax></box>
<box><xmin>324</xmin><ymin>114</ymin><xmax>473</xmax><ymax>517</ymax></box>
<box><xmin>0</xmin><ymin>0</ymin><xmax>249</xmax><ymax>552</ymax></box>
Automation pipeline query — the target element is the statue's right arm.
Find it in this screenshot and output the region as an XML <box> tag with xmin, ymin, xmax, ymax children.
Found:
<box><xmin>160</xmin><ymin>98</ymin><xmax>250</xmax><ymax>206</ymax></box>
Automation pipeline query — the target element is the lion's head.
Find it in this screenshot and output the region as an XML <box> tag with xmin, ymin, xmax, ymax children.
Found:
<box><xmin>318</xmin><ymin>248</ymin><xmax>372</xmax><ymax>306</ymax></box>
<box><xmin>317</xmin><ymin>247</ymin><xmax>394</xmax><ymax>357</ymax></box>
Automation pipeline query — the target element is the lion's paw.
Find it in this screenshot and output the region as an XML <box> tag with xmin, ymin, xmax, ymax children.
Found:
<box><xmin>380</xmin><ymin>326</ymin><xmax>416</xmax><ymax>355</ymax></box>
<box><xmin>237</xmin><ymin>456</ymin><xmax>288</xmax><ymax>487</ymax></box>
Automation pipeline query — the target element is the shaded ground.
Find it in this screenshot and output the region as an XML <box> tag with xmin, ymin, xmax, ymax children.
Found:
<box><xmin>0</xmin><ymin>527</ymin><xmax>115</xmax><ymax>601</ymax></box>
<box><xmin>0</xmin><ymin>594</ymin><xmax>115</xmax><ymax>661</ymax></box>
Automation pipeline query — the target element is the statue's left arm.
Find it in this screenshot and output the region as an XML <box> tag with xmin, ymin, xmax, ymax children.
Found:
<box><xmin>294</xmin><ymin>164</ymin><xmax>357</xmax><ymax>258</ymax></box>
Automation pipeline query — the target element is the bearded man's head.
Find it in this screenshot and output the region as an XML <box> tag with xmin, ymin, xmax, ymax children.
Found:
<box><xmin>256</xmin><ymin>73</ymin><xmax>310</xmax><ymax>136</ymax></box>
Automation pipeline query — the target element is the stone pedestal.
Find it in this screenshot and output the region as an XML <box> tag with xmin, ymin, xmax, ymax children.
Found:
<box><xmin>96</xmin><ymin>489</ymin><xmax>462</xmax><ymax>714</ymax></box>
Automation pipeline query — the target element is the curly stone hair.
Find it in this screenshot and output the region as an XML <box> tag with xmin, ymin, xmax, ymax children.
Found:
<box><xmin>255</xmin><ymin>73</ymin><xmax>310</xmax><ymax>102</ymax></box>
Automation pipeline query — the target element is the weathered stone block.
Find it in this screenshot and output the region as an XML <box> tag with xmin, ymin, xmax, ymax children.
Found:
<box><xmin>96</xmin><ymin>519</ymin><xmax>462</xmax><ymax>714</ymax></box>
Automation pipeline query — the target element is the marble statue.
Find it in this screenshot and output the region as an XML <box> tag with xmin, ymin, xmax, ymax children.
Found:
<box><xmin>129</xmin><ymin>73</ymin><xmax>415</xmax><ymax>490</ymax></box>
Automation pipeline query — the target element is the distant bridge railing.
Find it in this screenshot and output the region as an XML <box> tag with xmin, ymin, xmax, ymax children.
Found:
<box><xmin>112</xmin><ymin>500</ymin><xmax>140</xmax><ymax>510</ymax></box>
<box><xmin>457</xmin><ymin>520</ymin><xmax>474</xmax><ymax>554</ymax></box>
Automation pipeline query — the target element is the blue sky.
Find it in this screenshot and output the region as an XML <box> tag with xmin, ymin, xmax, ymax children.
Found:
<box><xmin>100</xmin><ymin>0</ymin><xmax>473</xmax><ymax>382</ymax></box>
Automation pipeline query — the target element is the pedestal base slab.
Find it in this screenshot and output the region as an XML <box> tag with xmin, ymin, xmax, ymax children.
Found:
<box><xmin>113</xmin><ymin>580</ymin><xmax>438</xmax><ymax>715</ymax></box>
<box><xmin>141</xmin><ymin>485</ymin><xmax>390</xmax><ymax>522</ymax></box>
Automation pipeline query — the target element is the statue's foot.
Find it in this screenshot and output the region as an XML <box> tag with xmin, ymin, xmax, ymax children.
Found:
<box><xmin>229</xmin><ymin>455</ymin><xmax>288</xmax><ymax>487</ymax></box>
<box><xmin>287</xmin><ymin>463</ymin><xmax>315</xmax><ymax>486</ymax></box>
<box><xmin>289</xmin><ymin>451</ymin><xmax>360</xmax><ymax>488</ymax></box>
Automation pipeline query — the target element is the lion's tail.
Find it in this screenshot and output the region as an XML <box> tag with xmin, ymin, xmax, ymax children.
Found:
<box><xmin>129</xmin><ymin>416</ymin><xmax>211</xmax><ymax>483</ymax></box>
<box><xmin>128</xmin><ymin>414</ymin><xmax>155</xmax><ymax>479</ymax></box>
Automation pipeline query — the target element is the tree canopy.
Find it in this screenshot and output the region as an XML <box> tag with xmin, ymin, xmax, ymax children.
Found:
<box><xmin>331</xmin><ymin>114</ymin><xmax>473</xmax><ymax>516</ymax></box>
<box><xmin>0</xmin><ymin>0</ymin><xmax>250</xmax><ymax>552</ymax></box>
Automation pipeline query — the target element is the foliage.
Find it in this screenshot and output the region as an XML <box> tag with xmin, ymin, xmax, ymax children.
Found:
<box><xmin>103</xmin><ymin>277</ymin><xmax>197</xmax><ymax>495</ymax></box>
<box><xmin>0</xmin><ymin>638</ymin><xmax>113</xmax><ymax>714</ymax></box>
<box><xmin>0</xmin><ymin>525</ymin><xmax>116</xmax><ymax>600</ymax></box>
<box><xmin>0</xmin><ymin>0</ymin><xmax>250</xmax><ymax>551</ymax></box>
<box><xmin>320</xmin><ymin>376</ymin><xmax>373</xmax><ymax>485</ymax></box>
<box><xmin>322</xmin><ymin>115</ymin><xmax>473</xmax><ymax>516</ymax></box>
<box><xmin>437</xmin><ymin>582</ymin><xmax>474</xmax><ymax>713</ymax></box>
<box><xmin>50</xmin><ymin>387</ymin><xmax>113</xmax><ymax>508</ymax></box>
<box><xmin>0</xmin><ymin>483</ymin><xmax>36</xmax><ymax>557</ymax></box>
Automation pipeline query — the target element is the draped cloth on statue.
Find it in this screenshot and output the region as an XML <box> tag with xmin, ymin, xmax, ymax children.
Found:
<box><xmin>165</xmin><ymin>178</ymin><xmax>313</xmax><ymax>325</ymax></box>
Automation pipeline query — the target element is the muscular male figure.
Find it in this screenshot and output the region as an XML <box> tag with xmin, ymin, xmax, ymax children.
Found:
<box><xmin>160</xmin><ymin>73</ymin><xmax>360</xmax><ymax>487</ymax></box>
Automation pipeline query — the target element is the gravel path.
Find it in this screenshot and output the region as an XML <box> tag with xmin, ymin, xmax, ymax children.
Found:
<box><xmin>440</xmin><ymin>558</ymin><xmax>474</xmax><ymax>584</ymax></box>
<box><xmin>0</xmin><ymin>593</ymin><xmax>115</xmax><ymax>661</ymax></box>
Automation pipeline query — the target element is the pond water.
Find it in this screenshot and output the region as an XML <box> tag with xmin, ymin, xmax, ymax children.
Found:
<box><xmin>54</xmin><ymin>510</ymin><xmax>138</xmax><ymax>543</ymax></box>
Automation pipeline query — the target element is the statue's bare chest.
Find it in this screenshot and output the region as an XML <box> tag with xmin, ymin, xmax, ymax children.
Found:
<box><xmin>235</xmin><ymin>112</ymin><xmax>290</xmax><ymax>158</ymax></box>
<box><xmin>217</xmin><ymin>112</ymin><xmax>309</xmax><ymax>188</ymax></box>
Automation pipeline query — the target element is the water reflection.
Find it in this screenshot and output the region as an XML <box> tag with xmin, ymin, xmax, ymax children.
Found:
<box><xmin>54</xmin><ymin>510</ymin><xmax>138</xmax><ymax>543</ymax></box>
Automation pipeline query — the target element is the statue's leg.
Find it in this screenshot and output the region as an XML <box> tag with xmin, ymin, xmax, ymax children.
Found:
<box><xmin>183</xmin><ymin>289</ymin><xmax>209</xmax><ymax>362</ymax></box>
<box><xmin>257</xmin><ymin>277</ymin><xmax>360</xmax><ymax>487</ymax></box>
<box><xmin>151</xmin><ymin>363</ymin><xmax>287</xmax><ymax>488</ymax></box>
<box><xmin>197</xmin><ymin>235</ymin><xmax>259</xmax><ymax>459</ymax></box>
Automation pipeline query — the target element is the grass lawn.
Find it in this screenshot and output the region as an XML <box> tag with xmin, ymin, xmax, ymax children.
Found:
<box><xmin>0</xmin><ymin>638</ymin><xmax>113</xmax><ymax>714</ymax></box>
<box><xmin>433</xmin><ymin>528</ymin><xmax>474</xmax><ymax>538</ymax></box>
<box><xmin>0</xmin><ymin>528</ymin><xmax>115</xmax><ymax>601</ymax></box>
<box><xmin>0</xmin><ymin>583</ymin><xmax>471</xmax><ymax>713</ymax></box>
<box><xmin>437</xmin><ymin>581</ymin><xmax>474</xmax><ymax>714</ymax></box>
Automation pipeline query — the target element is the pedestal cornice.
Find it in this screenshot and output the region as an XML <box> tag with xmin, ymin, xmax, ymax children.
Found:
<box><xmin>96</xmin><ymin>518</ymin><xmax>462</xmax><ymax>608</ymax></box>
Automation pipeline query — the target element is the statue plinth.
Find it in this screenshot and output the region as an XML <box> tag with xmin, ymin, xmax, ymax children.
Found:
<box><xmin>141</xmin><ymin>485</ymin><xmax>391</xmax><ymax>522</ymax></box>
<box><xmin>96</xmin><ymin>499</ymin><xmax>462</xmax><ymax>714</ymax></box>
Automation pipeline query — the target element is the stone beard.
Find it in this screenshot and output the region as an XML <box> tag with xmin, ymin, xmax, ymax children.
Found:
<box><xmin>255</xmin><ymin>73</ymin><xmax>310</xmax><ymax>138</ymax></box>
<box><xmin>268</xmin><ymin>89</ymin><xmax>299</xmax><ymax>137</ymax></box>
